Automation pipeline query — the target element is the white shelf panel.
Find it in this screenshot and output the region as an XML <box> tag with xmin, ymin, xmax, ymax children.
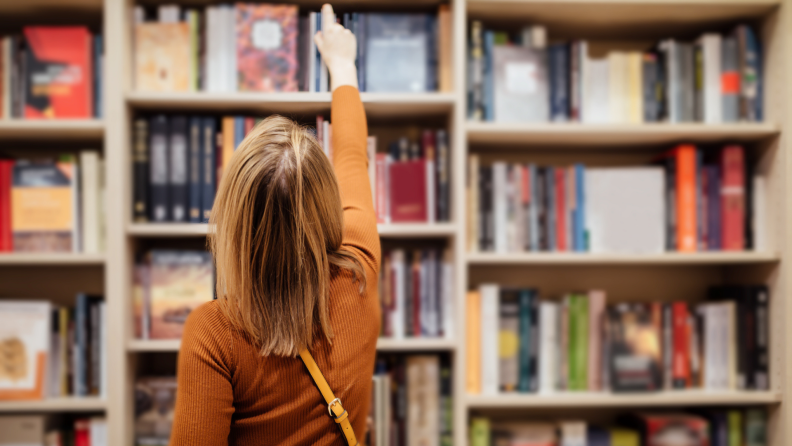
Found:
<box><xmin>0</xmin><ymin>253</ymin><xmax>106</xmax><ymax>266</ymax></box>
<box><xmin>466</xmin><ymin>391</ymin><xmax>782</xmax><ymax>409</ymax></box>
<box><xmin>0</xmin><ymin>119</ymin><xmax>104</xmax><ymax>140</ymax></box>
<box><xmin>376</xmin><ymin>338</ymin><xmax>456</xmax><ymax>351</ymax></box>
<box><xmin>377</xmin><ymin>223</ymin><xmax>458</xmax><ymax>238</ymax></box>
<box><xmin>0</xmin><ymin>397</ymin><xmax>107</xmax><ymax>413</ymax></box>
<box><xmin>128</xmin><ymin>223</ymin><xmax>456</xmax><ymax>238</ymax></box>
<box><xmin>128</xmin><ymin>339</ymin><xmax>181</xmax><ymax>352</ymax></box>
<box><xmin>466</xmin><ymin>122</ymin><xmax>780</xmax><ymax>146</ymax></box>
<box><xmin>467</xmin><ymin>251</ymin><xmax>780</xmax><ymax>265</ymax></box>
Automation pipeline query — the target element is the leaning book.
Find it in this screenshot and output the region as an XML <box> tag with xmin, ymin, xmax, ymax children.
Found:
<box><xmin>0</xmin><ymin>300</ymin><xmax>51</xmax><ymax>400</ymax></box>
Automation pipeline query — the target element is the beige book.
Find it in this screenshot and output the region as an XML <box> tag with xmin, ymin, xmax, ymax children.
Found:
<box><xmin>134</xmin><ymin>23</ymin><xmax>191</xmax><ymax>92</ymax></box>
<box><xmin>407</xmin><ymin>355</ymin><xmax>440</xmax><ymax>446</ymax></box>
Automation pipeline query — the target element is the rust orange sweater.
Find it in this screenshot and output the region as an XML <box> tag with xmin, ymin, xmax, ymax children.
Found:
<box><xmin>170</xmin><ymin>86</ymin><xmax>381</xmax><ymax>445</ymax></box>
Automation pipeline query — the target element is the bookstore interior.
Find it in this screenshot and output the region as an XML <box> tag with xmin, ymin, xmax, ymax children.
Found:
<box><xmin>0</xmin><ymin>0</ymin><xmax>789</xmax><ymax>445</ymax></box>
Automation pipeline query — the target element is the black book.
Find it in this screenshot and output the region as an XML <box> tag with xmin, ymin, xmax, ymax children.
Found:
<box><xmin>149</xmin><ymin>115</ymin><xmax>169</xmax><ymax>222</ymax></box>
<box><xmin>482</xmin><ymin>166</ymin><xmax>494</xmax><ymax>251</ymax></box>
<box><xmin>754</xmin><ymin>285</ymin><xmax>769</xmax><ymax>390</ymax></box>
<box><xmin>188</xmin><ymin>117</ymin><xmax>203</xmax><ymax>223</ymax></box>
<box><xmin>436</xmin><ymin>129</ymin><xmax>449</xmax><ymax>222</ymax></box>
<box><xmin>133</xmin><ymin>118</ymin><xmax>149</xmax><ymax>222</ymax></box>
<box><xmin>404</xmin><ymin>251</ymin><xmax>413</xmax><ymax>337</ymax></box>
<box><xmin>478</xmin><ymin>165</ymin><xmax>487</xmax><ymax>251</ymax></box>
<box><xmin>528</xmin><ymin>289</ymin><xmax>539</xmax><ymax>392</ymax></box>
<box><xmin>169</xmin><ymin>115</ymin><xmax>189</xmax><ymax>222</ymax></box>
<box><xmin>201</xmin><ymin>117</ymin><xmax>217</xmax><ymax>223</ymax></box>
<box><xmin>536</xmin><ymin>167</ymin><xmax>548</xmax><ymax>251</ymax></box>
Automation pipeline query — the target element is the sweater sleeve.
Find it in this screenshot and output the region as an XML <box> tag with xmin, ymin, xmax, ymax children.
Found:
<box><xmin>170</xmin><ymin>302</ymin><xmax>235</xmax><ymax>446</ymax></box>
<box><xmin>331</xmin><ymin>86</ymin><xmax>380</xmax><ymax>275</ymax></box>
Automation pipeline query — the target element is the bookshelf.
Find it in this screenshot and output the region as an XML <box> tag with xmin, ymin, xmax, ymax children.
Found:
<box><xmin>0</xmin><ymin>0</ymin><xmax>787</xmax><ymax>445</ymax></box>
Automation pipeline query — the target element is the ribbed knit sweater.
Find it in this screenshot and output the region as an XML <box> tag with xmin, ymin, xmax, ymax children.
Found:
<box><xmin>170</xmin><ymin>86</ymin><xmax>381</xmax><ymax>445</ymax></box>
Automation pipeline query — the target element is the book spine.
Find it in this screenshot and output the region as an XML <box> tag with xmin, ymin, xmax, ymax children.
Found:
<box><xmin>754</xmin><ymin>285</ymin><xmax>769</xmax><ymax>389</ymax></box>
<box><xmin>0</xmin><ymin>160</ymin><xmax>12</xmax><ymax>251</ymax></box>
<box><xmin>676</xmin><ymin>145</ymin><xmax>698</xmax><ymax>251</ymax></box>
<box><xmin>169</xmin><ymin>116</ymin><xmax>189</xmax><ymax>222</ymax></box>
<box><xmin>587</xmin><ymin>290</ymin><xmax>605</xmax><ymax>391</ymax></box>
<box><xmin>188</xmin><ymin>117</ymin><xmax>202</xmax><ymax>223</ymax></box>
<box><xmin>550</xmin><ymin>43</ymin><xmax>570</xmax><ymax>122</ymax></box>
<box><xmin>672</xmin><ymin>302</ymin><xmax>690</xmax><ymax>388</ymax></box>
<box><xmin>493</xmin><ymin>162</ymin><xmax>507</xmax><ymax>252</ymax></box>
<box><xmin>643</xmin><ymin>53</ymin><xmax>659</xmax><ymax>122</ymax></box>
<box><xmin>412</xmin><ymin>252</ymin><xmax>422</xmax><ymax>337</ymax></box>
<box><xmin>483</xmin><ymin>31</ymin><xmax>494</xmax><ymax>121</ymax></box>
<box><xmin>570</xmin><ymin>41</ymin><xmax>580</xmax><ymax>121</ymax></box>
<box><xmin>90</xmin><ymin>300</ymin><xmax>100</xmax><ymax>395</ymax></box>
<box><xmin>736</xmin><ymin>287</ymin><xmax>750</xmax><ymax>390</ymax></box>
<box><xmin>201</xmin><ymin>117</ymin><xmax>216</xmax><ymax>222</ymax></box>
<box><xmin>483</xmin><ymin>166</ymin><xmax>494</xmax><ymax>251</ymax></box>
<box><xmin>528</xmin><ymin>291</ymin><xmax>539</xmax><ymax>392</ymax></box>
<box><xmin>149</xmin><ymin>115</ymin><xmax>169</xmax><ymax>222</ymax></box>
<box><xmin>538</xmin><ymin>301</ymin><xmax>558</xmax><ymax>393</ymax></box>
<box><xmin>375</xmin><ymin>153</ymin><xmax>389</xmax><ymax>224</ymax></box>
<box><xmin>555</xmin><ymin>168</ymin><xmax>566</xmax><ymax>251</ymax></box>
<box><xmin>570</xmin><ymin>294</ymin><xmax>589</xmax><ymax>391</ymax></box>
<box><xmin>466</xmin><ymin>290</ymin><xmax>481</xmax><ymax>394</ymax></box>
<box><xmin>437</xmin><ymin>129</ymin><xmax>449</xmax><ymax>222</ymax></box>
<box><xmin>132</xmin><ymin>119</ymin><xmax>149</xmax><ymax>222</ymax></box>
<box><xmin>721</xmin><ymin>37</ymin><xmax>740</xmax><ymax>122</ymax></box>
<box><xmin>529</xmin><ymin>164</ymin><xmax>539</xmax><ymax>251</ymax></box>
<box><xmin>499</xmin><ymin>290</ymin><xmax>519</xmax><ymax>392</ymax></box>
<box><xmin>480</xmin><ymin>284</ymin><xmax>500</xmax><ymax>394</ymax></box>
<box><xmin>518</xmin><ymin>289</ymin><xmax>532</xmax><ymax>392</ymax></box>
<box><xmin>546</xmin><ymin>167</ymin><xmax>556</xmax><ymax>251</ymax></box>
<box><xmin>75</xmin><ymin>294</ymin><xmax>88</xmax><ymax>397</ymax></box>
<box><xmin>468</xmin><ymin>21</ymin><xmax>484</xmax><ymax>120</ymax></box>
<box><xmin>721</xmin><ymin>145</ymin><xmax>745</xmax><ymax>250</ymax></box>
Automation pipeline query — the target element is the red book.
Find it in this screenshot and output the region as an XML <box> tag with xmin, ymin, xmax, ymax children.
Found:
<box><xmin>674</xmin><ymin>145</ymin><xmax>698</xmax><ymax>252</ymax></box>
<box><xmin>721</xmin><ymin>145</ymin><xmax>745</xmax><ymax>250</ymax></box>
<box><xmin>0</xmin><ymin>160</ymin><xmax>12</xmax><ymax>252</ymax></box>
<box><xmin>555</xmin><ymin>168</ymin><xmax>566</xmax><ymax>251</ymax></box>
<box><xmin>672</xmin><ymin>302</ymin><xmax>690</xmax><ymax>388</ymax></box>
<box><xmin>74</xmin><ymin>418</ymin><xmax>90</xmax><ymax>446</ymax></box>
<box><xmin>412</xmin><ymin>251</ymin><xmax>421</xmax><ymax>337</ymax></box>
<box><xmin>24</xmin><ymin>27</ymin><xmax>93</xmax><ymax>118</ymax></box>
<box><xmin>389</xmin><ymin>160</ymin><xmax>428</xmax><ymax>223</ymax></box>
<box><xmin>375</xmin><ymin>153</ymin><xmax>389</xmax><ymax>224</ymax></box>
<box><xmin>244</xmin><ymin>117</ymin><xmax>255</xmax><ymax>135</ymax></box>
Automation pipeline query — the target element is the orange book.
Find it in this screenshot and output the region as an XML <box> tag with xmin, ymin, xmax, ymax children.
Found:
<box><xmin>466</xmin><ymin>290</ymin><xmax>482</xmax><ymax>394</ymax></box>
<box><xmin>221</xmin><ymin>117</ymin><xmax>236</xmax><ymax>181</ymax></box>
<box><xmin>675</xmin><ymin>144</ymin><xmax>698</xmax><ymax>252</ymax></box>
<box><xmin>438</xmin><ymin>5</ymin><xmax>452</xmax><ymax>92</ymax></box>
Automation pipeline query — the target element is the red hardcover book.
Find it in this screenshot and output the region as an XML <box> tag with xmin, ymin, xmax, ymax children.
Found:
<box><xmin>389</xmin><ymin>160</ymin><xmax>428</xmax><ymax>223</ymax></box>
<box><xmin>375</xmin><ymin>153</ymin><xmax>389</xmax><ymax>223</ymax></box>
<box><xmin>74</xmin><ymin>418</ymin><xmax>90</xmax><ymax>446</ymax></box>
<box><xmin>244</xmin><ymin>117</ymin><xmax>255</xmax><ymax>136</ymax></box>
<box><xmin>0</xmin><ymin>160</ymin><xmax>12</xmax><ymax>252</ymax></box>
<box><xmin>555</xmin><ymin>168</ymin><xmax>567</xmax><ymax>251</ymax></box>
<box><xmin>720</xmin><ymin>145</ymin><xmax>745</xmax><ymax>250</ymax></box>
<box><xmin>672</xmin><ymin>302</ymin><xmax>690</xmax><ymax>388</ymax></box>
<box><xmin>412</xmin><ymin>251</ymin><xmax>421</xmax><ymax>337</ymax></box>
<box><xmin>674</xmin><ymin>145</ymin><xmax>698</xmax><ymax>252</ymax></box>
<box><xmin>24</xmin><ymin>27</ymin><xmax>93</xmax><ymax>118</ymax></box>
<box><xmin>236</xmin><ymin>4</ymin><xmax>298</xmax><ymax>92</ymax></box>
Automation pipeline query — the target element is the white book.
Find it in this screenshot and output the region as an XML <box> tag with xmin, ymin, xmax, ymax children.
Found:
<box><xmin>98</xmin><ymin>159</ymin><xmax>106</xmax><ymax>252</ymax></box>
<box><xmin>391</xmin><ymin>250</ymin><xmax>406</xmax><ymax>339</ymax></box>
<box><xmin>701</xmin><ymin>304</ymin><xmax>722</xmax><ymax>390</ymax></box>
<box><xmin>205</xmin><ymin>6</ymin><xmax>218</xmax><ymax>92</ymax></box>
<box><xmin>226</xmin><ymin>5</ymin><xmax>237</xmax><ymax>92</ymax></box>
<box><xmin>578</xmin><ymin>41</ymin><xmax>589</xmax><ymax>122</ymax></box>
<box><xmin>90</xmin><ymin>417</ymin><xmax>108</xmax><ymax>446</ymax></box>
<box><xmin>507</xmin><ymin>165</ymin><xmax>522</xmax><ymax>251</ymax></box>
<box><xmin>753</xmin><ymin>175</ymin><xmax>767</xmax><ymax>251</ymax></box>
<box><xmin>216</xmin><ymin>6</ymin><xmax>228</xmax><ymax>92</ymax></box>
<box><xmin>480</xmin><ymin>283</ymin><xmax>500</xmax><ymax>395</ymax></box>
<box><xmin>608</xmin><ymin>51</ymin><xmax>627</xmax><ymax>123</ymax></box>
<box><xmin>0</xmin><ymin>301</ymin><xmax>52</xmax><ymax>400</ymax></box>
<box><xmin>538</xmin><ymin>300</ymin><xmax>558</xmax><ymax>394</ymax></box>
<box><xmin>584</xmin><ymin>167</ymin><xmax>665</xmax><ymax>253</ymax></box>
<box><xmin>2</xmin><ymin>37</ymin><xmax>10</xmax><ymax>118</ymax></box>
<box><xmin>80</xmin><ymin>151</ymin><xmax>100</xmax><ymax>254</ymax></box>
<box><xmin>583</xmin><ymin>57</ymin><xmax>609</xmax><ymax>123</ymax></box>
<box><xmin>406</xmin><ymin>356</ymin><xmax>440</xmax><ymax>446</ymax></box>
<box><xmin>367</xmin><ymin>136</ymin><xmax>377</xmax><ymax>210</ymax></box>
<box><xmin>468</xmin><ymin>154</ymin><xmax>480</xmax><ymax>252</ymax></box>
<box><xmin>699</xmin><ymin>33</ymin><xmax>722</xmax><ymax>123</ymax></box>
<box><xmin>441</xmin><ymin>249</ymin><xmax>454</xmax><ymax>338</ymax></box>
<box><xmin>559</xmin><ymin>421</ymin><xmax>587</xmax><ymax>446</ymax></box>
<box><xmin>492</xmin><ymin>162</ymin><xmax>508</xmax><ymax>253</ymax></box>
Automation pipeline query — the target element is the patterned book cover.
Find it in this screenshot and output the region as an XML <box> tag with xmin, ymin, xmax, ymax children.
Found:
<box><xmin>149</xmin><ymin>250</ymin><xmax>213</xmax><ymax>339</ymax></box>
<box><xmin>134</xmin><ymin>23</ymin><xmax>191</xmax><ymax>92</ymax></box>
<box><xmin>236</xmin><ymin>3</ymin><xmax>298</xmax><ymax>92</ymax></box>
<box><xmin>134</xmin><ymin>376</ymin><xmax>177</xmax><ymax>445</ymax></box>
<box><xmin>0</xmin><ymin>300</ymin><xmax>51</xmax><ymax>400</ymax></box>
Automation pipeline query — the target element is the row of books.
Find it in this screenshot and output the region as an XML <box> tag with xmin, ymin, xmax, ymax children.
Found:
<box><xmin>468</xmin><ymin>23</ymin><xmax>762</xmax><ymax>124</ymax></box>
<box><xmin>467</xmin><ymin>144</ymin><xmax>761</xmax><ymax>253</ymax></box>
<box><xmin>0</xmin><ymin>153</ymin><xmax>105</xmax><ymax>253</ymax></box>
<box><xmin>0</xmin><ymin>416</ymin><xmax>108</xmax><ymax>446</ymax></box>
<box><xmin>133</xmin><ymin>3</ymin><xmax>452</xmax><ymax>93</ymax></box>
<box><xmin>470</xmin><ymin>409</ymin><xmax>767</xmax><ymax>446</ymax></box>
<box><xmin>0</xmin><ymin>297</ymin><xmax>106</xmax><ymax>401</ymax></box>
<box><xmin>0</xmin><ymin>27</ymin><xmax>102</xmax><ymax>119</ymax></box>
<box><xmin>466</xmin><ymin>284</ymin><xmax>769</xmax><ymax>394</ymax></box>
<box><xmin>378</xmin><ymin>249</ymin><xmax>453</xmax><ymax>340</ymax></box>
<box><xmin>132</xmin><ymin>250</ymin><xmax>214</xmax><ymax>340</ymax></box>
<box><xmin>368</xmin><ymin>355</ymin><xmax>452</xmax><ymax>446</ymax></box>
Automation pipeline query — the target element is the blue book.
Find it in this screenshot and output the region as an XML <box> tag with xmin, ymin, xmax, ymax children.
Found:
<box><xmin>546</xmin><ymin>166</ymin><xmax>556</xmax><ymax>251</ymax></box>
<box><xmin>549</xmin><ymin>43</ymin><xmax>570</xmax><ymax>122</ymax></box>
<box><xmin>741</xmin><ymin>25</ymin><xmax>762</xmax><ymax>122</ymax></box>
<box><xmin>353</xmin><ymin>13</ymin><xmax>365</xmax><ymax>91</ymax></box>
<box><xmin>483</xmin><ymin>30</ymin><xmax>494</xmax><ymax>121</ymax></box>
<box><xmin>93</xmin><ymin>35</ymin><xmax>102</xmax><ymax>118</ymax></box>
<box><xmin>363</xmin><ymin>14</ymin><xmax>434</xmax><ymax>92</ymax></box>
<box><xmin>75</xmin><ymin>293</ymin><xmax>88</xmax><ymax>397</ymax></box>
<box><xmin>201</xmin><ymin>117</ymin><xmax>217</xmax><ymax>223</ymax></box>
<box><xmin>575</xmin><ymin>164</ymin><xmax>585</xmax><ymax>252</ymax></box>
<box><xmin>425</xmin><ymin>15</ymin><xmax>438</xmax><ymax>91</ymax></box>
<box><xmin>234</xmin><ymin>117</ymin><xmax>245</xmax><ymax>150</ymax></box>
<box><xmin>188</xmin><ymin>117</ymin><xmax>203</xmax><ymax>223</ymax></box>
<box><xmin>587</xmin><ymin>427</ymin><xmax>610</xmax><ymax>446</ymax></box>
<box><xmin>517</xmin><ymin>289</ymin><xmax>533</xmax><ymax>392</ymax></box>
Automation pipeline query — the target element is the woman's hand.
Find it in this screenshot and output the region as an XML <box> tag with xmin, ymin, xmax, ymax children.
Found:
<box><xmin>314</xmin><ymin>3</ymin><xmax>358</xmax><ymax>91</ymax></box>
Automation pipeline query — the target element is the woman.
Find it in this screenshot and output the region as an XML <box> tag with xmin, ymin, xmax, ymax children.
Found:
<box><xmin>170</xmin><ymin>5</ymin><xmax>380</xmax><ymax>444</ymax></box>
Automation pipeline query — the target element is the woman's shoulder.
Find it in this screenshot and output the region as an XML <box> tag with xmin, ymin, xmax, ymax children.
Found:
<box><xmin>182</xmin><ymin>301</ymin><xmax>234</xmax><ymax>351</ymax></box>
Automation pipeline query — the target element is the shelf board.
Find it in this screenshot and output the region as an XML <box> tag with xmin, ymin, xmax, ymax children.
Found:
<box><xmin>466</xmin><ymin>390</ymin><xmax>782</xmax><ymax>409</ymax></box>
<box><xmin>0</xmin><ymin>397</ymin><xmax>106</xmax><ymax>413</ymax></box>
<box><xmin>466</xmin><ymin>122</ymin><xmax>780</xmax><ymax>147</ymax></box>
<box><xmin>0</xmin><ymin>253</ymin><xmax>106</xmax><ymax>266</ymax></box>
<box><xmin>466</xmin><ymin>251</ymin><xmax>781</xmax><ymax>265</ymax></box>
<box><xmin>126</xmin><ymin>92</ymin><xmax>455</xmax><ymax>118</ymax></box>
<box><xmin>466</xmin><ymin>0</ymin><xmax>780</xmax><ymax>39</ymax></box>
<box><xmin>376</xmin><ymin>337</ymin><xmax>456</xmax><ymax>351</ymax></box>
<box><xmin>128</xmin><ymin>223</ymin><xmax>456</xmax><ymax>238</ymax></box>
<box><xmin>128</xmin><ymin>339</ymin><xmax>181</xmax><ymax>352</ymax></box>
<box><xmin>0</xmin><ymin>120</ymin><xmax>104</xmax><ymax>140</ymax></box>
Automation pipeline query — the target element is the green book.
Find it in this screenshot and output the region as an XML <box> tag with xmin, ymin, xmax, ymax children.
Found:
<box><xmin>470</xmin><ymin>417</ymin><xmax>491</xmax><ymax>446</ymax></box>
<box><xmin>568</xmin><ymin>294</ymin><xmax>589</xmax><ymax>390</ymax></box>
<box><xmin>745</xmin><ymin>409</ymin><xmax>767</xmax><ymax>446</ymax></box>
<box><xmin>610</xmin><ymin>428</ymin><xmax>639</xmax><ymax>446</ymax></box>
<box><xmin>728</xmin><ymin>410</ymin><xmax>742</xmax><ymax>446</ymax></box>
<box><xmin>518</xmin><ymin>289</ymin><xmax>533</xmax><ymax>392</ymax></box>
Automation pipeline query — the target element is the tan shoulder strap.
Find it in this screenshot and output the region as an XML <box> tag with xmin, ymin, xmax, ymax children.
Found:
<box><xmin>299</xmin><ymin>348</ymin><xmax>359</xmax><ymax>446</ymax></box>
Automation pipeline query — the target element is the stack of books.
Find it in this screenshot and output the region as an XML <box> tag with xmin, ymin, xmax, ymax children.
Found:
<box><xmin>468</xmin><ymin>22</ymin><xmax>762</xmax><ymax>124</ymax></box>
<box><xmin>466</xmin><ymin>285</ymin><xmax>769</xmax><ymax>394</ymax></box>
<box><xmin>133</xmin><ymin>3</ymin><xmax>452</xmax><ymax>93</ymax></box>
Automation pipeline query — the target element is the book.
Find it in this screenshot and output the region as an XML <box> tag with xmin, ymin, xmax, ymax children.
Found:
<box><xmin>721</xmin><ymin>145</ymin><xmax>745</xmax><ymax>250</ymax></box>
<box><xmin>538</xmin><ymin>300</ymin><xmax>558</xmax><ymax>394</ymax></box>
<box><xmin>607</xmin><ymin>303</ymin><xmax>663</xmax><ymax>392</ymax></box>
<box><xmin>0</xmin><ymin>416</ymin><xmax>45</xmax><ymax>444</ymax></box>
<box><xmin>149</xmin><ymin>115</ymin><xmax>170</xmax><ymax>222</ymax></box>
<box><xmin>389</xmin><ymin>160</ymin><xmax>428</xmax><ymax>222</ymax></box>
<box><xmin>745</xmin><ymin>409</ymin><xmax>767</xmax><ymax>446</ymax></box>
<box><xmin>11</xmin><ymin>157</ymin><xmax>78</xmax><ymax>252</ymax></box>
<box><xmin>169</xmin><ymin>116</ymin><xmax>189</xmax><ymax>222</ymax></box>
<box><xmin>480</xmin><ymin>283</ymin><xmax>499</xmax><ymax>395</ymax></box>
<box><xmin>23</xmin><ymin>27</ymin><xmax>93</xmax><ymax>118</ymax></box>
<box><xmin>134</xmin><ymin>23</ymin><xmax>191</xmax><ymax>91</ymax></box>
<box><xmin>201</xmin><ymin>117</ymin><xmax>217</xmax><ymax>222</ymax></box>
<box><xmin>466</xmin><ymin>290</ymin><xmax>481</xmax><ymax>394</ymax></box>
<box><xmin>148</xmin><ymin>250</ymin><xmax>214</xmax><ymax>339</ymax></box>
<box><xmin>560</xmin><ymin>421</ymin><xmax>587</xmax><ymax>446</ymax></box>
<box><xmin>0</xmin><ymin>159</ymin><xmax>13</xmax><ymax>251</ymax></box>
<box><xmin>470</xmin><ymin>418</ymin><xmax>490</xmax><ymax>446</ymax></box>
<box><xmin>133</xmin><ymin>119</ymin><xmax>149</xmax><ymax>222</ymax></box>
<box><xmin>567</xmin><ymin>294</ymin><xmax>588</xmax><ymax>391</ymax></box>
<box><xmin>235</xmin><ymin>4</ymin><xmax>298</xmax><ymax>92</ymax></box>
<box><xmin>406</xmin><ymin>355</ymin><xmax>439</xmax><ymax>446</ymax></box>
<box><xmin>0</xmin><ymin>301</ymin><xmax>51</xmax><ymax>400</ymax></box>
<box><xmin>622</xmin><ymin>413</ymin><xmax>708</xmax><ymax>446</ymax></box>
<box><xmin>587</xmin><ymin>290</ymin><xmax>605</xmax><ymax>391</ymax></box>
<box><xmin>549</xmin><ymin>43</ymin><xmax>570</xmax><ymax>122</ymax></box>
<box><xmin>721</xmin><ymin>36</ymin><xmax>740</xmax><ymax>122</ymax></box>
<box><xmin>492</xmin><ymin>45</ymin><xmax>548</xmax><ymax>122</ymax></box>
<box><xmin>188</xmin><ymin>117</ymin><xmax>202</xmax><ymax>223</ymax></box>
<box><xmin>364</xmin><ymin>14</ymin><xmax>434</xmax><ymax>92</ymax></box>
<box><xmin>499</xmin><ymin>289</ymin><xmax>519</xmax><ymax>392</ymax></box>
<box><xmin>134</xmin><ymin>377</ymin><xmax>177</xmax><ymax>445</ymax></box>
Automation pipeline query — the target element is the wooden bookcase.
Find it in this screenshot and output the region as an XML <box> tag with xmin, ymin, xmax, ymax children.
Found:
<box><xmin>0</xmin><ymin>0</ymin><xmax>789</xmax><ymax>445</ymax></box>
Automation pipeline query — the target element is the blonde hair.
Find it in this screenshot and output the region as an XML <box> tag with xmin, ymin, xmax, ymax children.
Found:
<box><xmin>208</xmin><ymin>115</ymin><xmax>366</xmax><ymax>357</ymax></box>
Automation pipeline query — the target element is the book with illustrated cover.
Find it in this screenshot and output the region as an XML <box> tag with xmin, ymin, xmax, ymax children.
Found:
<box><xmin>236</xmin><ymin>4</ymin><xmax>298</xmax><ymax>92</ymax></box>
<box><xmin>134</xmin><ymin>23</ymin><xmax>191</xmax><ymax>92</ymax></box>
<box><xmin>148</xmin><ymin>250</ymin><xmax>214</xmax><ymax>339</ymax></box>
<box><xmin>11</xmin><ymin>157</ymin><xmax>77</xmax><ymax>252</ymax></box>
<box><xmin>23</xmin><ymin>27</ymin><xmax>93</xmax><ymax>118</ymax></box>
<box><xmin>363</xmin><ymin>14</ymin><xmax>434</xmax><ymax>92</ymax></box>
<box><xmin>134</xmin><ymin>376</ymin><xmax>177</xmax><ymax>446</ymax></box>
<box><xmin>607</xmin><ymin>303</ymin><xmax>663</xmax><ymax>392</ymax></box>
<box><xmin>621</xmin><ymin>413</ymin><xmax>709</xmax><ymax>446</ymax></box>
<box><xmin>0</xmin><ymin>301</ymin><xmax>51</xmax><ymax>400</ymax></box>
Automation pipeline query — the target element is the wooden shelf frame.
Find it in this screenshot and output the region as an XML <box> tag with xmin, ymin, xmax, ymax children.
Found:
<box><xmin>126</xmin><ymin>222</ymin><xmax>459</xmax><ymax>238</ymax></box>
<box><xmin>466</xmin><ymin>391</ymin><xmax>783</xmax><ymax>409</ymax></box>
<box><xmin>0</xmin><ymin>398</ymin><xmax>107</xmax><ymax>413</ymax></box>
<box><xmin>127</xmin><ymin>337</ymin><xmax>456</xmax><ymax>353</ymax></box>
<box><xmin>466</xmin><ymin>251</ymin><xmax>782</xmax><ymax>265</ymax></box>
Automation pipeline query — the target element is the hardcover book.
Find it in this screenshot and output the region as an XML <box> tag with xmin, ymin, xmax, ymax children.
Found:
<box><xmin>0</xmin><ymin>301</ymin><xmax>51</xmax><ymax>400</ymax></box>
<box><xmin>134</xmin><ymin>376</ymin><xmax>177</xmax><ymax>446</ymax></box>
<box><xmin>492</xmin><ymin>45</ymin><xmax>548</xmax><ymax>122</ymax></box>
<box><xmin>364</xmin><ymin>14</ymin><xmax>434</xmax><ymax>92</ymax></box>
<box><xmin>389</xmin><ymin>160</ymin><xmax>428</xmax><ymax>222</ymax></box>
<box><xmin>236</xmin><ymin>4</ymin><xmax>298</xmax><ymax>92</ymax></box>
<box><xmin>135</xmin><ymin>23</ymin><xmax>191</xmax><ymax>92</ymax></box>
<box><xmin>607</xmin><ymin>303</ymin><xmax>663</xmax><ymax>392</ymax></box>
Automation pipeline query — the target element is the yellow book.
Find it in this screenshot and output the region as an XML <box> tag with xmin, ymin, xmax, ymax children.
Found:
<box><xmin>221</xmin><ymin>116</ymin><xmax>236</xmax><ymax>181</ymax></box>
<box><xmin>610</xmin><ymin>428</ymin><xmax>639</xmax><ymax>446</ymax></box>
<box><xmin>626</xmin><ymin>51</ymin><xmax>643</xmax><ymax>123</ymax></box>
<box><xmin>134</xmin><ymin>23</ymin><xmax>191</xmax><ymax>92</ymax></box>
<box><xmin>438</xmin><ymin>4</ymin><xmax>453</xmax><ymax>92</ymax></box>
<box><xmin>466</xmin><ymin>290</ymin><xmax>482</xmax><ymax>394</ymax></box>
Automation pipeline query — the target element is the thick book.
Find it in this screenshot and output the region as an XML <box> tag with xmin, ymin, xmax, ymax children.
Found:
<box><xmin>567</xmin><ymin>294</ymin><xmax>588</xmax><ymax>391</ymax></box>
<box><xmin>363</xmin><ymin>14</ymin><xmax>434</xmax><ymax>92</ymax></box>
<box><xmin>169</xmin><ymin>116</ymin><xmax>189</xmax><ymax>222</ymax></box>
<box><xmin>720</xmin><ymin>145</ymin><xmax>745</xmax><ymax>250</ymax></box>
<box><xmin>671</xmin><ymin>145</ymin><xmax>698</xmax><ymax>252</ymax></box>
<box><xmin>492</xmin><ymin>45</ymin><xmax>548</xmax><ymax>122</ymax></box>
<box><xmin>607</xmin><ymin>303</ymin><xmax>663</xmax><ymax>392</ymax></box>
<box><xmin>621</xmin><ymin>413</ymin><xmax>708</xmax><ymax>446</ymax></box>
<box><xmin>672</xmin><ymin>302</ymin><xmax>691</xmax><ymax>388</ymax></box>
<box><xmin>149</xmin><ymin>115</ymin><xmax>170</xmax><ymax>222</ymax></box>
<box><xmin>0</xmin><ymin>301</ymin><xmax>51</xmax><ymax>400</ymax></box>
<box><xmin>23</xmin><ymin>27</ymin><xmax>93</xmax><ymax>118</ymax></box>
<box><xmin>480</xmin><ymin>283</ymin><xmax>500</xmax><ymax>395</ymax></box>
<box><xmin>134</xmin><ymin>23</ymin><xmax>191</xmax><ymax>91</ymax></box>
<box><xmin>201</xmin><ymin>117</ymin><xmax>216</xmax><ymax>222</ymax></box>
<box><xmin>721</xmin><ymin>36</ymin><xmax>740</xmax><ymax>122</ymax></box>
<box><xmin>11</xmin><ymin>157</ymin><xmax>77</xmax><ymax>252</ymax></box>
<box><xmin>499</xmin><ymin>289</ymin><xmax>520</xmax><ymax>392</ymax></box>
<box><xmin>466</xmin><ymin>290</ymin><xmax>481</xmax><ymax>394</ymax></box>
<box><xmin>235</xmin><ymin>4</ymin><xmax>298</xmax><ymax>92</ymax></box>
<box><xmin>538</xmin><ymin>301</ymin><xmax>558</xmax><ymax>394</ymax></box>
<box><xmin>133</xmin><ymin>119</ymin><xmax>149</xmax><ymax>222</ymax></box>
<box><xmin>406</xmin><ymin>355</ymin><xmax>439</xmax><ymax>446</ymax></box>
<box><xmin>148</xmin><ymin>250</ymin><xmax>214</xmax><ymax>339</ymax></box>
<box><xmin>389</xmin><ymin>160</ymin><xmax>428</xmax><ymax>222</ymax></box>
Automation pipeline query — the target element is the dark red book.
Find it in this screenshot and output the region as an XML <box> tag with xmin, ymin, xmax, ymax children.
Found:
<box><xmin>721</xmin><ymin>145</ymin><xmax>745</xmax><ymax>250</ymax></box>
<box><xmin>555</xmin><ymin>168</ymin><xmax>566</xmax><ymax>251</ymax></box>
<box><xmin>389</xmin><ymin>160</ymin><xmax>428</xmax><ymax>223</ymax></box>
<box><xmin>244</xmin><ymin>117</ymin><xmax>255</xmax><ymax>135</ymax></box>
<box><xmin>0</xmin><ymin>160</ymin><xmax>12</xmax><ymax>252</ymax></box>
<box><xmin>672</xmin><ymin>302</ymin><xmax>690</xmax><ymax>388</ymax></box>
<box><xmin>24</xmin><ymin>27</ymin><xmax>93</xmax><ymax>118</ymax></box>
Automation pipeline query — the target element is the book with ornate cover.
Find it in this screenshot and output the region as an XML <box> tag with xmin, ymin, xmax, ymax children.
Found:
<box><xmin>135</xmin><ymin>376</ymin><xmax>177</xmax><ymax>446</ymax></box>
<box><xmin>236</xmin><ymin>4</ymin><xmax>298</xmax><ymax>92</ymax></box>
<box><xmin>0</xmin><ymin>300</ymin><xmax>51</xmax><ymax>400</ymax></box>
<box><xmin>134</xmin><ymin>23</ymin><xmax>191</xmax><ymax>92</ymax></box>
<box><xmin>148</xmin><ymin>250</ymin><xmax>214</xmax><ymax>339</ymax></box>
